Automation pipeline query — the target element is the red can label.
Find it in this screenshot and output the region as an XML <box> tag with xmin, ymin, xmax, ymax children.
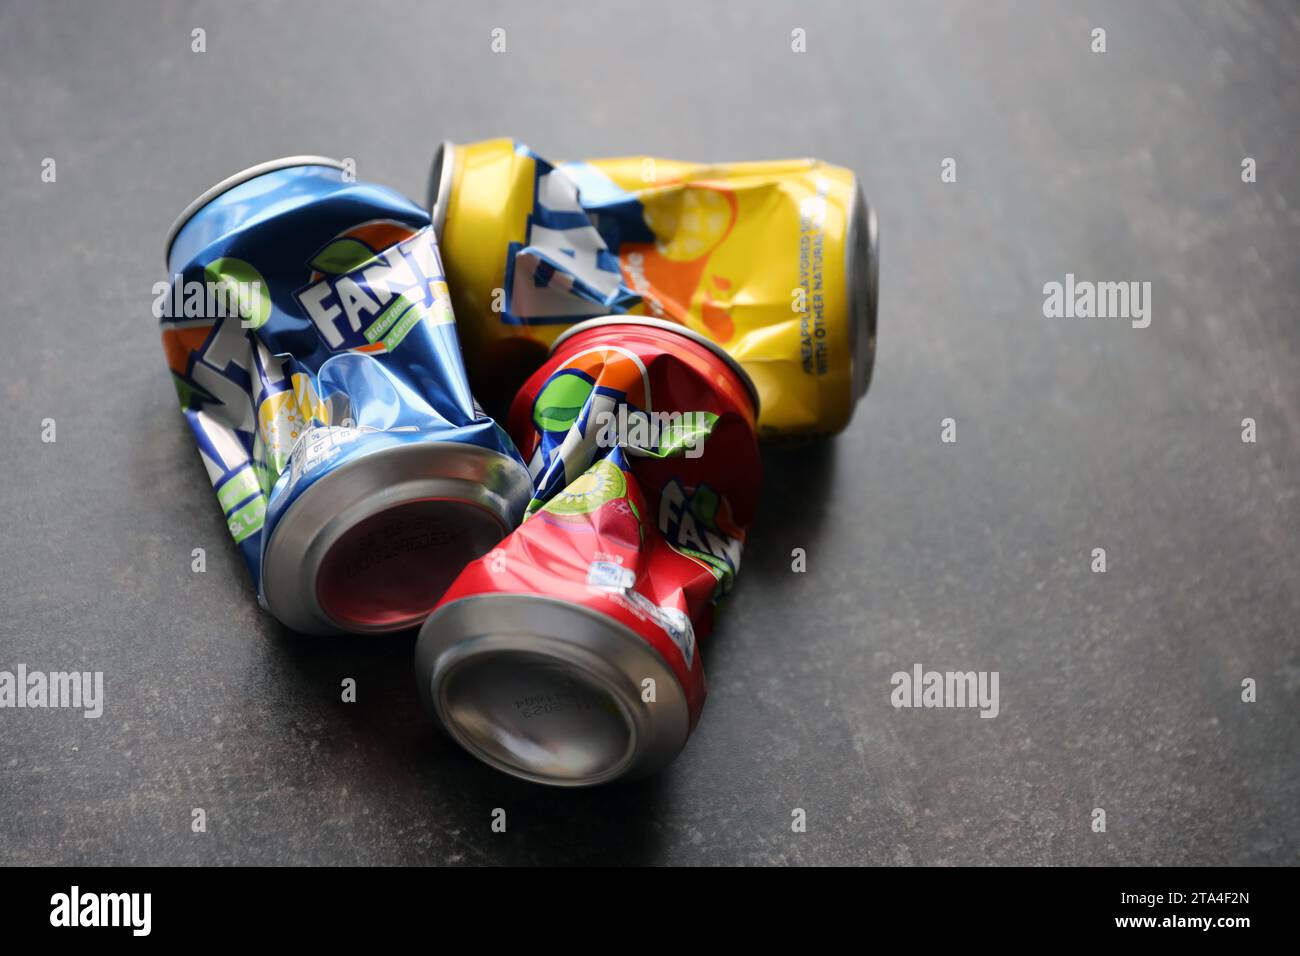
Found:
<box><xmin>435</xmin><ymin>320</ymin><xmax>761</xmax><ymax>726</ymax></box>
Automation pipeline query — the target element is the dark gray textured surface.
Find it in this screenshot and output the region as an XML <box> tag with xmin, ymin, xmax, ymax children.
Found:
<box><xmin>1</xmin><ymin>0</ymin><xmax>1297</xmax><ymax>866</ymax></box>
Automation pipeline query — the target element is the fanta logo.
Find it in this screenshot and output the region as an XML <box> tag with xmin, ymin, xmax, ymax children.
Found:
<box><xmin>294</xmin><ymin>222</ymin><xmax>452</xmax><ymax>352</ymax></box>
<box><xmin>505</xmin><ymin>163</ymin><xmax>634</xmax><ymax>326</ymax></box>
<box><xmin>658</xmin><ymin>479</ymin><xmax>743</xmax><ymax>575</ymax></box>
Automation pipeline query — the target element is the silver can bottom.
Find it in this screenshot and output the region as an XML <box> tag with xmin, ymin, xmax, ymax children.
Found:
<box><xmin>416</xmin><ymin>593</ymin><xmax>692</xmax><ymax>787</ymax></box>
<box><xmin>262</xmin><ymin>441</ymin><xmax>532</xmax><ymax>635</ymax></box>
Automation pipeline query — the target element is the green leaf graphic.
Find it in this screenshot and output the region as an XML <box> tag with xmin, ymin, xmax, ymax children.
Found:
<box><xmin>533</xmin><ymin>373</ymin><xmax>594</xmax><ymax>433</ymax></box>
<box><xmin>689</xmin><ymin>484</ymin><xmax>721</xmax><ymax>527</ymax></box>
<box><xmin>171</xmin><ymin>372</ymin><xmax>216</xmax><ymax>409</ymax></box>
<box><xmin>310</xmin><ymin>238</ymin><xmax>377</xmax><ymax>275</ymax></box>
<box><xmin>632</xmin><ymin>411</ymin><xmax>718</xmax><ymax>458</ymax></box>
<box><xmin>204</xmin><ymin>257</ymin><xmax>271</xmax><ymax>329</ymax></box>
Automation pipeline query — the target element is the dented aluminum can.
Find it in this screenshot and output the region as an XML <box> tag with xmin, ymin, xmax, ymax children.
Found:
<box><xmin>428</xmin><ymin>138</ymin><xmax>877</xmax><ymax>437</ymax></box>
<box><xmin>160</xmin><ymin>157</ymin><xmax>530</xmax><ymax>634</ymax></box>
<box><xmin>415</xmin><ymin>316</ymin><xmax>760</xmax><ymax>785</ymax></box>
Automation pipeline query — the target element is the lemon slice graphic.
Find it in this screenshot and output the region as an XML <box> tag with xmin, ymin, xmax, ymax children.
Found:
<box><xmin>544</xmin><ymin>459</ymin><xmax>627</xmax><ymax>516</ymax></box>
<box><xmin>641</xmin><ymin>186</ymin><xmax>733</xmax><ymax>262</ymax></box>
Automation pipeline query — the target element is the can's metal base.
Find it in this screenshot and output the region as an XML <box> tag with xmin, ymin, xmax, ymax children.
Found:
<box><xmin>416</xmin><ymin>593</ymin><xmax>691</xmax><ymax>786</ymax></box>
<box><xmin>846</xmin><ymin>184</ymin><xmax>879</xmax><ymax>403</ymax></box>
<box><xmin>262</xmin><ymin>442</ymin><xmax>532</xmax><ymax>635</ymax></box>
<box><xmin>427</xmin><ymin>141</ymin><xmax>455</xmax><ymax>241</ymax></box>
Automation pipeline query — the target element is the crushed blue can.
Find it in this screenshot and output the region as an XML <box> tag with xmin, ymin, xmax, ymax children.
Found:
<box><xmin>159</xmin><ymin>156</ymin><xmax>531</xmax><ymax>634</ymax></box>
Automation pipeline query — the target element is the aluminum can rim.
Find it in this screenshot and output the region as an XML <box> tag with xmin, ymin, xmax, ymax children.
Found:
<box><xmin>550</xmin><ymin>315</ymin><xmax>761</xmax><ymax>418</ymax></box>
<box><xmin>163</xmin><ymin>155</ymin><xmax>348</xmax><ymax>266</ymax></box>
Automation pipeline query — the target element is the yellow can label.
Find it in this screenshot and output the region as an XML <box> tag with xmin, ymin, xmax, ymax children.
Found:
<box><xmin>435</xmin><ymin>139</ymin><xmax>871</xmax><ymax>436</ymax></box>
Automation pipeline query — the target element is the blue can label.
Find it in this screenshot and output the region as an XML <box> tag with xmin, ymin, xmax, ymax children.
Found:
<box><xmin>159</xmin><ymin>162</ymin><xmax>523</xmax><ymax>605</ymax></box>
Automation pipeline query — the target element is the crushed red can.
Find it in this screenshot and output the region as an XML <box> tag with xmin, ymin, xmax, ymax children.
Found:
<box><xmin>415</xmin><ymin>316</ymin><xmax>761</xmax><ymax>785</ymax></box>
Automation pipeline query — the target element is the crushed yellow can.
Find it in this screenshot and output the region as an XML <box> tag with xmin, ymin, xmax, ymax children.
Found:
<box><xmin>428</xmin><ymin>138</ymin><xmax>877</xmax><ymax>437</ymax></box>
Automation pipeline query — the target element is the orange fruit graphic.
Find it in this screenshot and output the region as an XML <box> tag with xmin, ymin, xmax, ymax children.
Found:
<box><xmin>642</xmin><ymin>185</ymin><xmax>735</xmax><ymax>262</ymax></box>
<box><xmin>627</xmin><ymin>184</ymin><xmax>739</xmax><ymax>343</ymax></box>
<box><xmin>555</xmin><ymin>345</ymin><xmax>650</xmax><ymax>413</ymax></box>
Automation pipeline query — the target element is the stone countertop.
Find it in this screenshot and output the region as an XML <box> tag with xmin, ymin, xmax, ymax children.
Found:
<box><xmin>0</xmin><ymin>0</ymin><xmax>1295</xmax><ymax>865</ymax></box>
